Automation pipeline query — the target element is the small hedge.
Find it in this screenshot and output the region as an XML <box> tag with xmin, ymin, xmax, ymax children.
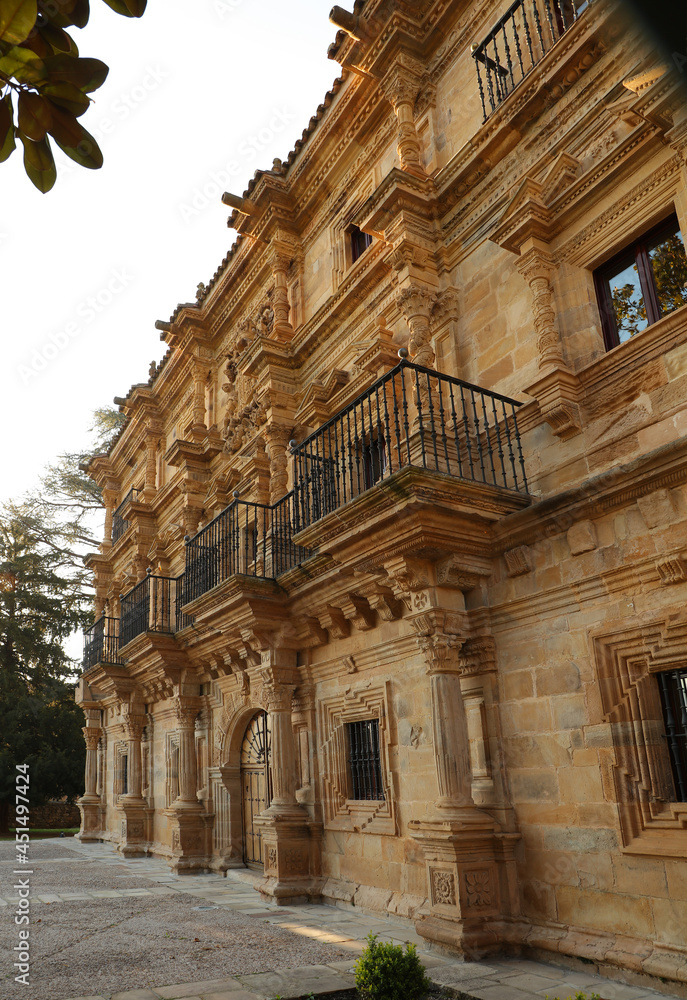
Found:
<box><xmin>354</xmin><ymin>932</ymin><xmax>432</xmax><ymax>1000</ymax></box>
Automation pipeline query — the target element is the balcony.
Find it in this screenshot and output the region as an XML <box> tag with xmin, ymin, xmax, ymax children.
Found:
<box><xmin>181</xmin><ymin>358</ymin><xmax>527</xmax><ymax>604</ymax></box>
<box><xmin>119</xmin><ymin>572</ymin><xmax>187</xmax><ymax>648</ymax></box>
<box><xmin>472</xmin><ymin>0</ymin><xmax>590</xmax><ymax>120</ymax></box>
<box><xmin>83</xmin><ymin>615</ymin><xmax>122</xmax><ymax>669</ymax></box>
<box><xmin>87</xmin><ymin>359</ymin><xmax>529</xmax><ymax>656</ymax></box>
<box><xmin>112</xmin><ymin>486</ymin><xmax>141</xmax><ymax>543</ymax></box>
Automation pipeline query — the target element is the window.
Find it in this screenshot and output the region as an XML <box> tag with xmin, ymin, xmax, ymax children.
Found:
<box><xmin>361</xmin><ymin>431</ymin><xmax>387</xmax><ymax>490</ymax></box>
<box><xmin>347</xmin><ymin>719</ymin><xmax>385</xmax><ymax>801</ymax></box>
<box><xmin>350</xmin><ymin>225</ymin><xmax>372</xmax><ymax>263</ymax></box>
<box><xmin>657</xmin><ymin>668</ymin><xmax>687</xmax><ymax>802</ymax></box>
<box><xmin>594</xmin><ymin>215</ymin><xmax>687</xmax><ymax>349</ymax></box>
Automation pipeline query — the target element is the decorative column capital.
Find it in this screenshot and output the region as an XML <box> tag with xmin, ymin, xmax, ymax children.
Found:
<box><xmin>82</xmin><ymin>727</ymin><xmax>102</xmax><ymax>751</ymax></box>
<box><xmin>122</xmin><ymin>716</ymin><xmax>145</xmax><ymax>742</ymax></box>
<box><xmin>174</xmin><ymin>697</ymin><xmax>200</xmax><ymax>729</ymax></box>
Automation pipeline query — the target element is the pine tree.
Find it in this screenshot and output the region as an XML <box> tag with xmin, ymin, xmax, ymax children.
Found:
<box><xmin>0</xmin><ymin>517</ymin><xmax>89</xmax><ymax>834</ymax></box>
<box><xmin>0</xmin><ymin>407</ymin><xmax>125</xmax><ymax>834</ymax></box>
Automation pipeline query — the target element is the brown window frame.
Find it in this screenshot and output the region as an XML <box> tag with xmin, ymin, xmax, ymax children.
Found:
<box><xmin>593</xmin><ymin>214</ymin><xmax>686</xmax><ymax>350</ymax></box>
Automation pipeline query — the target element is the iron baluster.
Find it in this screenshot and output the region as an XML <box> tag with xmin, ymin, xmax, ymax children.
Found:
<box><xmin>448</xmin><ymin>382</ymin><xmax>463</xmax><ymax>479</ymax></box>
<box><xmin>502</xmin><ymin>22</ymin><xmax>515</xmax><ymax>92</ymax></box>
<box><xmin>490</xmin><ymin>394</ymin><xmax>508</xmax><ymax>487</ymax></box>
<box><xmin>512</xmin><ymin>403</ymin><xmax>528</xmax><ymax>491</ymax></box>
<box><xmin>542</xmin><ymin>0</ymin><xmax>557</xmax><ymax>43</ymax></box>
<box><xmin>500</xmin><ymin>398</ymin><xmax>518</xmax><ymax>490</ymax></box>
<box><xmin>470</xmin><ymin>388</ymin><xmax>488</xmax><ymax>483</ymax></box>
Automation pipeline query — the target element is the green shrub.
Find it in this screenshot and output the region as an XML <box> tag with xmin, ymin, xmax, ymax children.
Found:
<box><xmin>544</xmin><ymin>992</ymin><xmax>601</xmax><ymax>1000</ymax></box>
<box><xmin>354</xmin><ymin>932</ymin><xmax>432</xmax><ymax>1000</ymax></box>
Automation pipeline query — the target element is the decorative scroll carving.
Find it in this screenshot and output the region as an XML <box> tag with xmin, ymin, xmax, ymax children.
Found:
<box><xmin>504</xmin><ymin>545</ymin><xmax>532</xmax><ymax>577</ymax></box>
<box><xmin>656</xmin><ymin>556</ymin><xmax>687</xmax><ymax>585</ymax></box>
<box><xmin>396</xmin><ymin>284</ymin><xmax>434</xmax><ymax>368</ymax></box>
<box><xmin>516</xmin><ymin>246</ymin><xmax>564</xmax><ymax>370</ymax></box>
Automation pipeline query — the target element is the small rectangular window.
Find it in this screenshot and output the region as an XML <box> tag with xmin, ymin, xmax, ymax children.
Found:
<box><xmin>346</xmin><ymin>719</ymin><xmax>384</xmax><ymax>801</ymax></box>
<box><xmin>594</xmin><ymin>215</ymin><xmax>687</xmax><ymax>349</ymax></box>
<box><xmin>656</xmin><ymin>668</ymin><xmax>687</xmax><ymax>802</ymax></box>
<box><xmin>350</xmin><ymin>225</ymin><xmax>373</xmax><ymax>263</ymax></box>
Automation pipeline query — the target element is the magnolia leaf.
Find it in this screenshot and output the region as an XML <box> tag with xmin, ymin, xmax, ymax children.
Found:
<box><xmin>18</xmin><ymin>91</ymin><xmax>52</xmax><ymax>141</ymax></box>
<box><xmin>41</xmin><ymin>80</ymin><xmax>90</xmax><ymax>116</ymax></box>
<box><xmin>100</xmin><ymin>0</ymin><xmax>146</xmax><ymax>16</ymax></box>
<box><xmin>37</xmin><ymin>21</ymin><xmax>75</xmax><ymax>54</ymax></box>
<box><xmin>0</xmin><ymin>45</ymin><xmax>46</xmax><ymax>83</ymax></box>
<box><xmin>0</xmin><ymin>0</ymin><xmax>37</xmax><ymax>45</ymax></box>
<box><xmin>40</xmin><ymin>0</ymin><xmax>90</xmax><ymax>29</ymax></box>
<box><xmin>54</xmin><ymin>123</ymin><xmax>102</xmax><ymax>168</ymax></box>
<box><xmin>19</xmin><ymin>132</ymin><xmax>56</xmax><ymax>192</ymax></box>
<box><xmin>44</xmin><ymin>53</ymin><xmax>108</xmax><ymax>92</ymax></box>
<box><xmin>0</xmin><ymin>94</ymin><xmax>16</xmax><ymax>162</ymax></box>
<box><xmin>45</xmin><ymin>101</ymin><xmax>83</xmax><ymax>146</ymax></box>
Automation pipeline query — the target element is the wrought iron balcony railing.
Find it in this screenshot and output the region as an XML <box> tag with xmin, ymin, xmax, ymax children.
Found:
<box><xmin>472</xmin><ymin>0</ymin><xmax>589</xmax><ymax>120</ymax></box>
<box><xmin>291</xmin><ymin>358</ymin><xmax>527</xmax><ymax>532</ymax></box>
<box><xmin>112</xmin><ymin>486</ymin><xmax>141</xmax><ymax>543</ymax></box>
<box><xmin>100</xmin><ymin>360</ymin><xmax>528</xmax><ymax>637</ymax></box>
<box><xmin>119</xmin><ymin>572</ymin><xmax>181</xmax><ymax>648</ymax></box>
<box><xmin>183</xmin><ymin>494</ymin><xmax>310</xmax><ymax>606</ymax></box>
<box><xmin>83</xmin><ymin>615</ymin><xmax>122</xmax><ymax>669</ymax></box>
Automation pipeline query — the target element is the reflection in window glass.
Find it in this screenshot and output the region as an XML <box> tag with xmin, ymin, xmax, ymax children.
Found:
<box><xmin>648</xmin><ymin>229</ymin><xmax>687</xmax><ymax>319</ymax></box>
<box><xmin>608</xmin><ymin>259</ymin><xmax>648</xmax><ymax>343</ymax></box>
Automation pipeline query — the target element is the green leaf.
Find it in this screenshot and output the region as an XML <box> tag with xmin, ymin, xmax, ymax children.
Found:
<box><xmin>44</xmin><ymin>53</ymin><xmax>108</xmax><ymax>92</ymax></box>
<box><xmin>18</xmin><ymin>91</ymin><xmax>52</xmax><ymax>140</ymax></box>
<box><xmin>44</xmin><ymin>100</ymin><xmax>82</xmax><ymax>146</ymax></box>
<box><xmin>19</xmin><ymin>132</ymin><xmax>56</xmax><ymax>191</ymax></box>
<box><xmin>0</xmin><ymin>0</ymin><xmax>37</xmax><ymax>45</ymax></box>
<box><xmin>39</xmin><ymin>0</ymin><xmax>90</xmax><ymax>29</ymax></box>
<box><xmin>38</xmin><ymin>21</ymin><xmax>76</xmax><ymax>54</ymax></box>
<box><xmin>0</xmin><ymin>44</ymin><xmax>46</xmax><ymax>83</ymax></box>
<box><xmin>41</xmin><ymin>80</ymin><xmax>90</xmax><ymax>116</ymax></box>
<box><xmin>54</xmin><ymin>123</ymin><xmax>102</xmax><ymax>168</ymax></box>
<box><xmin>100</xmin><ymin>0</ymin><xmax>146</xmax><ymax>16</ymax></box>
<box><xmin>0</xmin><ymin>93</ymin><xmax>16</xmax><ymax>162</ymax></box>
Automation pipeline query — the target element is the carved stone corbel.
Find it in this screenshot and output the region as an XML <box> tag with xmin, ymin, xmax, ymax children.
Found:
<box><xmin>381</xmin><ymin>60</ymin><xmax>425</xmax><ymax>177</ymax></box>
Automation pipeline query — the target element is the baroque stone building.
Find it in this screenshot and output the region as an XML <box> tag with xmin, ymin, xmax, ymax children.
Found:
<box><xmin>76</xmin><ymin>0</ymin><xmax>687</xmax><ymax>990</ymax></box>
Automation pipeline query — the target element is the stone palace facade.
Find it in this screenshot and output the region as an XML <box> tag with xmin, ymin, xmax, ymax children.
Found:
<box><xmin>76</xmin><ymin>0</ymin><xmax>687</xmax><ymax>989</ymax></box>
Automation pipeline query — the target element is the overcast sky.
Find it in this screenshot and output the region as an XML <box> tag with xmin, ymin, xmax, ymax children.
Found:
<box><xmin>0</xmin><ymin>0</ymin><xmax>338</xmax><ymax>506</ymax></box>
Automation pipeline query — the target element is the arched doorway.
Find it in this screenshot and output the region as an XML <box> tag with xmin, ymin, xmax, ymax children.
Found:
<box><xmin>240</xmin><ymin>710</ymin><xmax>272</xmax><ymax>868</ymax></box>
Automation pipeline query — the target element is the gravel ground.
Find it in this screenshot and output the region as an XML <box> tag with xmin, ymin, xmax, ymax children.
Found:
<box><xmin>0</xmin><ymin>870</ymin><xmax>352</xmax><ymax>1000</ymax></box>
<box><xmin>1</xmin><ymin>840</ymin><xmax>156</xmax><ymax>895</ymax></box>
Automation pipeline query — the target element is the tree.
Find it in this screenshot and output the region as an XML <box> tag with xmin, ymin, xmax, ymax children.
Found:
<box><xmin>0</xmin><ymin>406</ymin><xmax>124</xmax><ymax>834</ymax></box>
<box><xmin>0</xmin><ymin>0</ymin><xmax>147</xmax><ymax>191</ymax></box>
<box><xmin>5</xmin><ymin>405</ymin><xmax>125</xmax><ymax>588</ymax></box>
<box><xmin>0</xmin><ymin>514</ymin><xmax>89</xmax><ymax>834</ymax></box>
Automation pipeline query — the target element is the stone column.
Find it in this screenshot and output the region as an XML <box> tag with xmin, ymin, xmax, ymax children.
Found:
<box><xmin>123</xmin><ymin>716</ymin><xmax>145</xmax><ymax>800</ymax></box>
<box><xmin>77</xmin><ymin>726</ymin><xmax>102</xmax><ymax>842</ymax></box>
<box><xmin>270</xmin><ymin>249</ymin><xmax>294</xmax><ymax>343</ymax></box>
<box><xmin>191</xmin><ymin>362</ymin><xmax>207</xmax><ymax>436</ymax></box>
<box><xmin>101</xmin><ymin>487</ymin><xmax>118</xmax><ymax>549</ymax></box>
<box><xmin>82</xmin><ymin>727</ymin><xmax>102</xmax><ymax>800</ymax></box>
<box><xmin>174</xmin><ymin>698</ymin><xmax>199</xmax><ymax>806</ymax></box>
<box><xmin>396</xmin><ymin>284</ymin><xmax>435</xmax><ymax>368</ymax></box>
<box><xmin>409</xmin><ymin>610</ymin><xmax>505</xmax><ymax>958</ymax></box>
<box><xmin>253</xmin><ymin>649</ymin><xmax>314</xmax><ymax>904</ymax></box>
<box><xmin>515</xmin><ymin>243</ymin><xmax>564</xmax><ymax>371</ymax></box>
<box><xmin>518</xmin><ymin>239</ymin><xmax>583</xmax><ymax>440</ymax></box>
<box><xmin>264</xmin><ymin>424</ymin><xmax>291</xmax><ymax>504</ymax></box>
<box><xmin>263</xmin><ymin>681</ymin><xmax>299</xmax><ymax>812</ymax></box>
<box><xmin>416</xmin><ymin>632</ymin><xmax>476</xmax><ymax>812</ymax></box>
<box><xmin>382</xmin><ymin>64</ymin><xmax>424</xmax><ymax>176</ymax></box>
<box><xmin>143</xmin><ymin>430</ymin><xmax>158</xmax><ymax>495</ymax></box>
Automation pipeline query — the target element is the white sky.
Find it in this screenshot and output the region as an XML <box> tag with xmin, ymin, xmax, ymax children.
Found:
<box><xmin>0</xmin><ymin>0</ymin><xmax>339</xmax><ymax>506</ymax></box>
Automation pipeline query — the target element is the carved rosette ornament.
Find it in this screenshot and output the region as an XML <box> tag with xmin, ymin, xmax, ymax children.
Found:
<box><xmin>516</xmin><ymin>246</ymin><xmax>564</xmax><ymax>370</ymax></box>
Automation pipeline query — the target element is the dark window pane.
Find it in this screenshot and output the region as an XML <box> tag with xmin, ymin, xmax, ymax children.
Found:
<box><xmin>346</xmin><ymin>719</ymin><xmax>384</xmax><ymax>800</ymax></box>
<box><xmin>607</xmin><ymin>258</ymin><xmax>648</xmax><ymax>343</ymax></box>
<box><xmin>647</xmin><ymin>227</ymin><xmax>687</xmax><ymax>319</ymax></box>
<box><xmin>656</xmin><ymin>668</ymin><xmax>687</xmax><ymax>802</ymax></box>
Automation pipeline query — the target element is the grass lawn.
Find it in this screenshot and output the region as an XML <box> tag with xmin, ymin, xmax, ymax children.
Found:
<box><xmin>0</xmin><ymin>828</ymin><xmax>79</xmax><ymax>840</ymax></box>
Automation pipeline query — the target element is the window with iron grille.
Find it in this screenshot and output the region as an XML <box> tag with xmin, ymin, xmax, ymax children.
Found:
<box><xmin>346</xmin><ymin>719</ymin><xmax>384</xmax><ymax>801</ymax></box>
<box><xmin>657</xmin><ymin>668</ymin><xmax>687</xmax><ymax>803</ymax></box>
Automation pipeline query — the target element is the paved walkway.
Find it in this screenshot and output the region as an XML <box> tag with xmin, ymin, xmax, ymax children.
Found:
<box><xmin>2</xmin><ymin>840</ymin><xmax>679</xmax><ymax>1000</ymax></box>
